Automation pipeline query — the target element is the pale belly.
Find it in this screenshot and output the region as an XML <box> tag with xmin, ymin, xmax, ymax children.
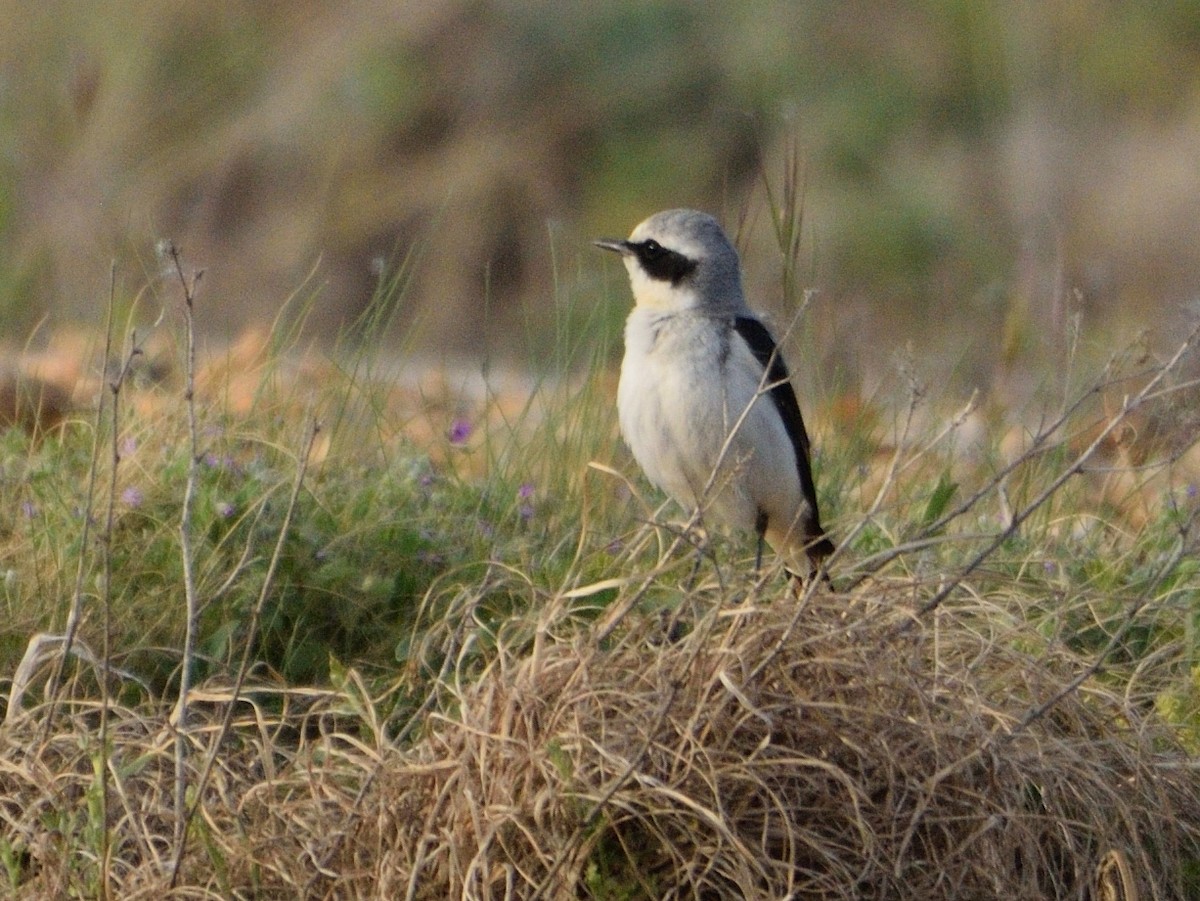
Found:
<box><xmin>617</xmin><ymin>312</ymin><xmax>802</xmax><ymax>535</ymax></box>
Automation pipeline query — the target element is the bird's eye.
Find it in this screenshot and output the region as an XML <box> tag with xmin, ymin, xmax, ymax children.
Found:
<box><xmin>641</xmin><ymin>239</ymin><xmax>664</xmax><ymax>260</ymax></box>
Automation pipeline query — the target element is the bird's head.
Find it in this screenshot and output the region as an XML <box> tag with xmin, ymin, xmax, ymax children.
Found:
<box><xmin>594</xmin><ymin>209</ymin><xmax>744</xmax><ymax>314</ymax></box>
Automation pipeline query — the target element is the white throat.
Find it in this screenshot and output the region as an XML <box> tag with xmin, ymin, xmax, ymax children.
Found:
<box><xmin>624</xmin><ymin>257</ymin><xmax>698</xmax><ymax>312</ymax></box>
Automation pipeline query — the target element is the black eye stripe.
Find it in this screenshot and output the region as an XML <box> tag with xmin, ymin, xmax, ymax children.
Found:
<box><xmin>633</xmin><ymin>239</ymin><xmax>696</xmax><ymax>284</ymax></box>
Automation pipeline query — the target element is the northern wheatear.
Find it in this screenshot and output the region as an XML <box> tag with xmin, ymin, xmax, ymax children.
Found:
<box><xmin>595</xmin><ymin>208</ymin><xmax>834</xmax><ymax>578</ymax></box>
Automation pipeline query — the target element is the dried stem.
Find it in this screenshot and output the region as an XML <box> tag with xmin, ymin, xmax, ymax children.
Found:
<box><xmin>170</xmin><ymin>413</ymin><xmax>321</xmax><ymax>886</ymax></box>
<box><xmin>99</xmin><ymin>328</ymin><xmax>149</xmax><ymax>900</ymax></box>
<box><xmin>903</xmin><ymin>321</ymin><xmax>1200</xmax><ymax>627</ymax></box>
<box><xmin>40</xmin><ymin>264</ymin><xmax>118</xmax><ymax>730</ymax></box>
<box><xmin>167</xmin><ymin>242</ymin><xmax>204</xmax><ymax>852</ymax></box>
<box><xmin>1004</xmin><ymin>503</ymin><xmax>1199</xmax><ymax>740</ymax></box>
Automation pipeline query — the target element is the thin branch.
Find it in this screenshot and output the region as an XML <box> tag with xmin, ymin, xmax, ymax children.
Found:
<box><xmin>1002</xmin><ymin>506</ymin><xmax>1199</xmax><ymax>741</ymax></box>
<box><xmin>90</xmin><ymin>322</ymin><xmax>146</xmax><ymax>901</ymax></box>
<box><xmin>167</xmin><ymin>242</ymin><xmax>204</xmax><ymax>853</ymax></box>
<box><xmin>170</xmin><ymin>413</ymin><xmax>321</xmax><ymax>886</ymax></box>
<box><xmin>899</xmin><ymin>321</ymin><xmax>1200</xmax><ymax>629</ymax></box>
<box><xmin>833</xmin><ymin>374</ymin><xmax>930</xmax><ymax>589</ymax></box>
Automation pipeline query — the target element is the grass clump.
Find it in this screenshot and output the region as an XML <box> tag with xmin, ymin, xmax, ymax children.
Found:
<box><xmin>366</xmin><ymin>582</ymin><xmax>1200</xmax><ymax>899</ymax></box>
<box><xmin>3</xmin><ymin>574</ymin><xmax>1198</xmax><ymax>898</ymax></box>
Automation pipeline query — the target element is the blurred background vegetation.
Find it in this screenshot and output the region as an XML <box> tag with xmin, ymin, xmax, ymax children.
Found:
<box><xmin>2</xmin><ymin>0</ymin><xmax>1199</xmax><ymax>395</ymax></box>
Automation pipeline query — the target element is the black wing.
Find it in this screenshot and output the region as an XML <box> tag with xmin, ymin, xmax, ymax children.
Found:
<box><xmin>732</xmin><ymin>316</ymin><xmax>833</xmax><ymax>555</ymax></box>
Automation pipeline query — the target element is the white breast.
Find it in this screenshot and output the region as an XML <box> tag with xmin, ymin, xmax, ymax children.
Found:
<box><xmin>617</xmin><ymin>309</ymin><xmax>803</xmax><ymax>536</ymax></box>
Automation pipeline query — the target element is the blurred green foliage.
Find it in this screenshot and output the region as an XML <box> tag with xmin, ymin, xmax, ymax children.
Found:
<box><xmin>1</xmin><ymin>0</ymin><xmax>1199</xmax><ymax>385</ymax></box>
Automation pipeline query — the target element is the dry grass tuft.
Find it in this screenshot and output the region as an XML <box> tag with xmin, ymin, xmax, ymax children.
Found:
<box><xmin>0</xmin><ymin>681</ymin><xmax>377</xmax><ymax>899</ymax></box>
<box><xmin>3</xmin><ymin>579</ymin><xmax>1200</xmax><ymax>898</ymax></box>
<box><xmin>358</xmin><ymin>582</ymin><xmax>1200</xmax><ymax>899</ymax></box>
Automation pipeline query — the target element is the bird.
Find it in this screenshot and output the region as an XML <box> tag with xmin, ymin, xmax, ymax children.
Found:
<box><xmin>594</xmin><ymin>208</ymin><xmax>834</xmax><ymax>580</ymax></box>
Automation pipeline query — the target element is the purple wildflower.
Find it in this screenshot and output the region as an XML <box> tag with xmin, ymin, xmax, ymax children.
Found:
<box><xmin>121</xmin><ymin>486</ymin><xmax>144</xmax><ymax>508</ymax></box>
<box><xmin>517</xmin><ymin>483</ymin><xmax>535</xmax><ymax>522</ymax></box>
<box><xmin>20</xmin><ymin>500</ymin><xmax>36</xmax><ymax>518</ymax></box>
<box><xmin>202</xmin><ymin>452</ymin><xmax>242</xmax><ymax>475</ymax></box>
<box><xmin>448</xmin><ymin>419</ymin><xmax>473</xmax><ymax>446</ymax></box>
<box><xmin>215</xmin><ymin>501</ymin><xmax>236</xmax><ymax>519</ymax></box>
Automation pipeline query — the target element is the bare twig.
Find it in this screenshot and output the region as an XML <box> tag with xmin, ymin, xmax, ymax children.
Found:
<box><xmin>166</xmin><ymin>242</ymin><xmax>204</xmax><ymax>853</ymax></box>
<box><xmin>170</xmin><ymin>413</ymin><xmax>321</xmax><ymax>886</ymax></box>
<box><xmin>93</xmin><ymin>323</ymin><xmax>147</xmax><ymax>901</ymax></box>
<box><xmin>901</xmin><ymin>321</ymin><xmax>1200</xmax><ymax>628</ymax></box>
<box><xmin>1003</xmin><ymin>504</ymin><xmax>1199</xmax><ymax>740</ymax></box>
<box><xmin>832</xmin><ymin>373</ymin><xmax>930</xmax><ymax>589</ymax></box>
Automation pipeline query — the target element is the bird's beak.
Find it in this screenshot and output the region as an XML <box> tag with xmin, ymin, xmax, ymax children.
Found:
<box><xmin>593</xmin><ymin>238</ymin><xmax>633</xmax><ymax>256</ymax></box>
